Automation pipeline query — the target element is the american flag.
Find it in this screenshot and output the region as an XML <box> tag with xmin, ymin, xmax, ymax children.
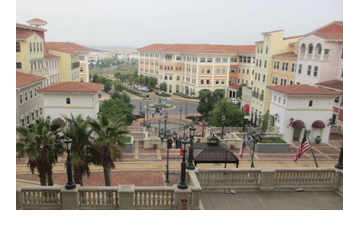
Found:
<box><xmin>294</xmin><ymin>130</ymin><xmax>309</xmax><ymax>163</ymax></box>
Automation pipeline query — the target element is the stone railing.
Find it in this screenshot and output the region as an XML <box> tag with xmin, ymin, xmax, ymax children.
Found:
<box><xmin>16</xmin><ymin>168</ymin><xmax>343</xmax><ymax>210</ymax></box>
<box><xmin>197</xmin><ymin>168</ymin><xmax>343</xmax><ymax>192</ymax></box>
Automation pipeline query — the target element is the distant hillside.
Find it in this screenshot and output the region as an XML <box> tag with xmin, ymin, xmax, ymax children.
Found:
<box><xmin>87</xmin><ymin>47</ymin><xmax>111</xmax><ymax>52</ymax></box>
<box><xmin>86</xmin><ymin>45</ymin><xmax>137</xmax><ymax>51</ymax></box>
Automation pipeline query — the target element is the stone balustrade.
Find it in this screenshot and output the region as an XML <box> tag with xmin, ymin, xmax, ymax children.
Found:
<box><xmin>16</xmin><ymin>168</ymin><xmax>343</xmax><ymax>210</ymax></box>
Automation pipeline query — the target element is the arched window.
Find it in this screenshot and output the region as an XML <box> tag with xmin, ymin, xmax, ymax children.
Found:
<box><xmin>16</xmin><ymin>42</ymin><xmax>20</xmax><ymax>52</ymax></box>
<box><xmin>315</xmin><ymin>44</ymin><xmax>322</xmax><ymax>55</ymax></box>
<box><xmin>30</xmin><ymin>43</ymin><xmax>32</xmax><ymax>52</ymax></box>
<box><xmin>300</xmin><ymin>44</ymin><xmax>306</xmax><ymax>53</ymax></box>
<box><xmin>308</xmin><ymin>44</ymin><xmax>313</xmax><ymax>54</ymax></box>
<box><xmin>309</xmin><ymin>100</ymin><xmax>313</xmax><ymax>107</ymax></box>
<box><xmin>66</xmin><ymin>98</ymin><xmax>71</xmax><ymax>104</ymax></box>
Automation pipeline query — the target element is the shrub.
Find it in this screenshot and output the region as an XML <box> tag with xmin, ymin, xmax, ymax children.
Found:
<box><xmin>155</xmin><ymin>92</ymin><xmax>170</xmax><ymax>97</ymax></box>
<box><xmin>260</xmin><ymin>137</ymin><xmax>287</xmax><ymax>144</ymax></box>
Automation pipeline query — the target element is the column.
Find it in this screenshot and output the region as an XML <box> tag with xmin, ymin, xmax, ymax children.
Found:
<box><xmin>61</xmin><ymin>187</ymin><xmax>79</xmax><ymax>210</ymax></box>
<box><xmin>260</xmin><ymin>168</ymin><xmax>275</xmax><ymax>191</ymax></box>
<box><xmin>118</xmin><ymin>185</ymin><xmax>135</xmax><ymax>210</ymax></box>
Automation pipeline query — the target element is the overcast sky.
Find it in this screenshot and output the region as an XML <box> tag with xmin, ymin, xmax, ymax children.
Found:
<box><xmin>16</xmin><ymin>0</ymin><xmax>343</xmax><ymax>48</ymax></box>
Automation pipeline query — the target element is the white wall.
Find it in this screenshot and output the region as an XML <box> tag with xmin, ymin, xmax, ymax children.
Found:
<box><xmin>43</xmin><ymin>93</ymin><xmax>99</xmax><ymax>121</ymax></box>
<box><xmin>269</xmin><ymin>91</ymin><xmax>334</xmax><ymax>143</ymax></box>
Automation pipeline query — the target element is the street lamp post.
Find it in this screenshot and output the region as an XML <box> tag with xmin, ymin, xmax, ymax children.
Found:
<box><xmin>248</xmin><ymin>130</ymin><xmax>264</xmax><ymax>168</ymax></box>
<box><xmin>244</xmin><ymin>115</ymin><xmax>250</xmax><ymax>132</ymax></box>
<box><xmin>185</xmin><ymin>102</ymin><xmax>188</xmax><ymax>117</ymax></box>
<box><xmin>221</xmin><ymin>115</ymin><xmax>226</xmax><ymax>139</ymax></box>
<box><xmin>179</xmin><ymin>108</ymin><xmax>182</xmax><ymax>121</ymax></box>
<box><xmin>140</xmin><ymin>101</ymin><xmax>142</xmax><ymax>112</ymax></box>
<box><xmin>164</xmin><ymin>115</ymin><xmax>168</xmax><ymax>138</ymax></box>
<box><xmin>146</xmin><ymin>108</ymin><xmax>149</xmax><ymax>120</ymax></box>
<box><xmin>335</xmin><ymin>143</ymin><xmax>343</xmax><ymax>169</ymax></box>
<box><xmin>63</xmin><ymin>138</ymin><xmax>76</xmax><ymax>189</ymax></box>
<box><xmin>187</xmin><ymin>126</ymin><xmax>196</xmax><ymax>170</ymax></box>
<box><xmin>161</xmin><ymin>131</ymin><xmax>171</xmax><ymax>183</ymax></box>
<box><xmin>158</xmin><ymin>119</ymin><xmax>162</xmax><ymax>138</ymax></box>
<box><xmin>178</xmin><ymin>138</ymin><xmax>190</xmax><ymax>189</ymax></box>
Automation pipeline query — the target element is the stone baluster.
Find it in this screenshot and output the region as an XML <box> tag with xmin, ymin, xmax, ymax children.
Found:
<box><xmin>16</xmin><ymin>185</ymin><xmax>23</xmax><ymax>210</ymax></box>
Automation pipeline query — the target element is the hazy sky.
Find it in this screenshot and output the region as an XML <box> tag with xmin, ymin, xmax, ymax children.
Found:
<box><xmin>16</xmin><ymin>0</ymin><xmax>343</xmax><ymax>48</ymax></box>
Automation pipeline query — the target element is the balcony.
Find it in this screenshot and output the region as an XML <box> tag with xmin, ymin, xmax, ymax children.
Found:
<box><xmin>323</xmin><ymin>54</ymin><xmax>331</xmax><ymax>61</ymax></box>
<box><xmin>71</xmin><ymin>62</ymin><xmax>80</xmax><ymax>69</ymax></box>
<box><xmin>259</xmin><ymin>94</ymin><xmax>264</xmax><ymax>101</ymax></box>
<box><xmin>252</xmin><ymin>91</ymin><xmax>259</xmax><ymax>98</ymax></box>
<box><xmin>299</xmin><ymin>53</ymin><xmax>305</xmax><ymax>59</ymax></box>
<box><xmin>314</xmin><ymin>54</ymin><xmax>321</xmax><ymax>60</ymax></box>
<box><xmin>16</xmin><ymin>168</ymin><xmax>343</xmax><ymax>210</ymax></box>
<box><xmin>30</xmin><ymin>68</ymin><xmax>48</xmax><ymax>76</ymax></box>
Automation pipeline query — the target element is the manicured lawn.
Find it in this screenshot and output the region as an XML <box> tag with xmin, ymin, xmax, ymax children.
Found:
<box><xmin>260</xmin><ymin>137</ymin><xmax>287</xmax><ymax>144</ymax></box>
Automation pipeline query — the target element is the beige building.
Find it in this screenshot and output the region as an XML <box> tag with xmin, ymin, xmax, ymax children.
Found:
<box><xmin>137</xmin><ymin>44</ymin><xmax>255</xmax><ymax>97</ymax></box>
<box><xmin>250</xmin><ymin>30</ymin><xmax>303</xmax><ymax>125</ymax></box>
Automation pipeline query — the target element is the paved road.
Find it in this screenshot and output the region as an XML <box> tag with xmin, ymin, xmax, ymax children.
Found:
<box><xmin>131</xmin><ymin>98</ymin><xmax>199</xmax><ymax>116</ymax></box>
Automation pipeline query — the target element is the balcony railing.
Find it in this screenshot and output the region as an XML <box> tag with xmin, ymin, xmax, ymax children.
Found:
<box><xmin>323</xmin><ymin>54</ymin><xmax>331</xmax><ymax>61</ymax></box>
<box><xmin>259</xmin><ymin>94</ymin><xmax>264</xmax><ymax>101</ymax></box>
<box><xmin>299</xmin><ymin>53</ymin><xmax>305</xmax><ymax>59</ymax></box>
<box><xmin>314</xmin><ymin>54</ymin><xmax>321</xmax><ymax>60</ymax></box>
<box><xmin>71</xmin><ymin>62</ymin><xmax>80</xmax><ymax>69</ymax></box>
<box><xmin>30</xmin><ymin>68</ymin><xmax>49</xmax><ymax>76</ymax></box>
<box><xmin>252</xmin><ymin>91</ymin><xmax>259</xmax><ymax>98</ymax></box>
<box><xmin>16</xmin><ymin>168</ymin><xmax>343</xmax><ymax>210</ymax></box>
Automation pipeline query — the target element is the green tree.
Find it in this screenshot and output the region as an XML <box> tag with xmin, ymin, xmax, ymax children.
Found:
<box><xmin>88</xmin><ymin>114</ymin><xmax>128</xmax><ymax>186</ymax></box>
<box><xmin>197</xmin><ymin>90</ymin><xmax>215</xmax><ymax>117</ymax></box>
<box><xmin>148</xmin><ymin>77</ymin><xmax>158</xmax><ymax>88</ymax></box>
<box><xmin>104</xmin><ymin>81</ymin><xmax>112</xmax><ymax>92</ymax></box>
<box><xmin>159</xmin><ymin>82</ymin><xmax>167</xmax><ymax>92</ymax></box>
<box><xmin>16</xmin><ymin>118</ymin><xmax>64</xmax><ymax>186</ymax></box>
<box><xmin>92</xmin><ymin>74</ymin><xmax>98</xmax><ymax>83</ymax></box>
<box><xmin>211</xmin><ymin>100</ymin><xmax>245</xmax><ymax>127</ymax></box>
<box><xmin>62</xmin><ymin>114</ymin><xmax>92</xmax><ymax>185</ymax></box>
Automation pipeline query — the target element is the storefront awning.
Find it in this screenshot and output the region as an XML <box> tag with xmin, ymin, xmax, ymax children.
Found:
<box><xmin>244</xmin><ymin>104</ymin><xmax>250</xmax><ymax>113</ymax></box>
<box><xmin>292</xmin><ymin>120</ymin><xmax>305</xmax><ymax>129</ymax></box>
<box><xmin>312</xmin><ymin>120</ymin><xmax>325</xmax><ymax>129</ymax></box>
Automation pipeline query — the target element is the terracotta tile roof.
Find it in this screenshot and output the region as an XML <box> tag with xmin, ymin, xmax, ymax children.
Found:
<box><xmin>267</xmin><ymin>84</ymin><xmax>341</xmax><ymax>96</ymax></box>
<box><xmin>262</xmin><ymin>30</ymin><xmax>283</xmax><ymax>35</ymax></box>
<box><xmin>316</xmin><ymin>80</ymin><xmax>343</xmax><ymax>92</ymax></box>
<box><xmin>44</xmin><ymin>54</ymin><xmax>58</xmax><ymax>59</ymax></box>
<box><xmin>45</xmin><ymin>42</ymin><xmax>90</xmax><ymax>54</ymax></box>
<box><xmin>27</xmin><ymin>18</ymin><xmax>47</xmax><ymax>23</ymax></box>
<box><xmin>16</xmin><ymin>23</ymin><xmax>47</xmax><ymax>32</ymax></box>
<box><xmin>16</xmin><ymin>72</ymin><xmax>45</xmax><ymax>88</ymax></box>
<box><xmin>38</xmin><ymin>82</ymin><xmax>103</xmax><ymax>93</ymax></box>
<box><xmin>16</xmin><ymin>30</ymin><xmax>37</xmax><ymax>40</ymax></box>
<box><xmin>228</xmin><ymin>83</ymin><xmax>240</xmax><ymax>90</ymax></box>
<box><xmin>313</xmin><ymin>33</ymin><xmax>343</xmax><ymax>40</ymax></box>
<box><xmin>273</xmin><ymin>52</ymin><xmax>298</xmax><ymax>58</ymax></box>
<box><xmin>137</xmin><ymin>44</ymin><xmax>255</xmax><ymax>54</ymax></box>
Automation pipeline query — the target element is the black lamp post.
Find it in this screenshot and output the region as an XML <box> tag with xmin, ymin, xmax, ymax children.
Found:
<box><xmin>161</xmin><ymin>131</ymin><xmax>172</xmax><ymax>183</ymax></box>
<box><xmin>248</xmin><ymin>130</ymin><xmax>264</xmax><ymax>168</ymax></box>
<box><xmin>158</xmin><ymin>119</ymin><xmax>162</xmax><ymax>138</ymax></box>
<box><xmin>164</xmin><ymin>115</ymin><xmax>168</xmax><ymax>138</ymax></box>
<box><xmin>64</xmin><ymin>138</ymin><xmax>76</xmax><ymax>189</ymax></box>
<box><xmin>179</xmin><ymin>108</ymin><xmax>182</xmax><ymax>121</ymax></box>
<box><xmin>187</xmin><ymin>125</ymin><xmax>196</xmax><ymax>170</ymax></box>
<box><xmin>221</xmin><ymin>115</ymin><xmax>226</xmax><ymax>139</ymax></box>
<box><xmin>140</xmin><ymin>101</ymin><xmax>142</xmax><ymax>112</ymax></box>
<box><xmin>335</xmin><ymin>143</ymin><xmax>343</xmax><ymax>169</ymax></box>
<box><xmin>146</xmin><ymin>108</ymin><xmax>149</xmax><ymax>120</ymax></box>
<box><xmin>185</xmin><ymin>102</ymin><xmax>188</xmax><ymax>116</ymax></box>
<box><xmin>178</xmin><ymin>138</ymin><xmax>190</xmax><ymax>189</ymax></box>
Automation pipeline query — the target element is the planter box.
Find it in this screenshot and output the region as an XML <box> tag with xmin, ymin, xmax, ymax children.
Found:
<box><xmin>118</xmin><ymin>136</ymin><xmax>134</xmax><ymax>153</ymax></box>
<box><xmin>248</xmin><ymin>141</ymin><xmax>290</xmax><ymax>153</ymax></box>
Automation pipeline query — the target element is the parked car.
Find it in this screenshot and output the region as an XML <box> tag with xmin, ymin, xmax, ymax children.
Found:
<box><xmin>228</xmin><ymin>98</ymin><xmax>240</xmax><ymax>104</ymax></box>
<box><xmin>142</xmin><ymin>87</ymin><xmax>151</xmax><ymax>92</ymax></box>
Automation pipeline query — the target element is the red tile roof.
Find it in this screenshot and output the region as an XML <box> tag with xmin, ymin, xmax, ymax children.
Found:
<box><xmin>38</xmin><ymin>82</ymin><xmax>103</xmax><ymax>93</ymax></box>
<box><xmin>16</xmin><ymin>72</ymin><xmax>45</xmax><ymax>88</ymax></box>
<box><xmin>44</xmin><ymin>54</ymin><xmax>58</xmax><ymax>59</ymax></box>
<box><xmin>228</xmin><ymin>83</ymin><xmax>240</xmax><ymax>90</ymax></box>
<box><xmin>27</xmin><ymin>18</ymin><xmax>47</xmax><ymax>24</ymax></box>
<box><xmin>313</xmin><ymin>33</ymin><xmax>343</xmax><ymax>40</ymax></box>
<box><xmin>45</xmin><ymin>42</ymin><xmax>90</xmax><ymax>54</ymax></box>
<box><xmin>16</xmin><ymin>30</ymin><xmax>38</xmax><ymax>40</ymax></box>
<box><xmin>316</xmin><ymin>80</ymin><xmax>343</xmax><ymax>92</ymax></box>
<box><xmin>137</xmin><ymin>44</ymin><xmax>255</xmax><ymax>54</ymax></box>
<box><xmin>267</xmin><ymin>84</ymin><xmax>341</xmax><ymax>96</ymax></box>
<box><xmin>16</xmin><ymin>23</ymin><xmax>47</xmax><ymax>32</ymax></box>
<box><xmin>273</xmin><ymin>52</ymin><xmax>298</xmax><ymax>58</ymax></box>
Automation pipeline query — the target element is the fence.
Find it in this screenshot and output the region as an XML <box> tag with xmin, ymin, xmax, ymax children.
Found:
<box><xmin>17</xmin><ymin>168</ymin><xmax>343</xmax><ymax>210</ymax></box>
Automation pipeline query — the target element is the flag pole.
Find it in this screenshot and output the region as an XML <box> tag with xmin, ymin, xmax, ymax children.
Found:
<box><xmin>305</xmin><ymin>127</ymin><xmax>318</xmax><ymax>168</ymax></box>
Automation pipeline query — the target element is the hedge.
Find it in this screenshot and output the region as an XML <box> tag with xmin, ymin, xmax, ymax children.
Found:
<box><xmin>155</xmin><ymin>92</ymin><xmax>171</xmax><ymax>97</ymax></box>
<box><xmin>260</xmin><ymin>137</ymin><xmax>287</xmax><ymax>144</ymax></box>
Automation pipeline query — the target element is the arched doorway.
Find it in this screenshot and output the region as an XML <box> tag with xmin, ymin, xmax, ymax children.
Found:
<box><xmin>292</xmin><ymin>120</ymin><xmax>305</xmax><ymax>142</ymax></box>
<box><xmin>312</xmin><ymin>120</ymin><xmax>325</xmax><ymax>142</ymax></box>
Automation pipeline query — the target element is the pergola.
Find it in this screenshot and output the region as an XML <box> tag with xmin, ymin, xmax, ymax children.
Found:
<box><xmin>193</xmin><ymin>136</ymin><xmax>239</xmax><ymax>168</ymax></box>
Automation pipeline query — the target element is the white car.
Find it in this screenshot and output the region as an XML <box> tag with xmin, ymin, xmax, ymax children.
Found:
<box><xmin>228</xmin><ymin>98</ymin><xmax>240</xmax><ymax>104</ymax></box>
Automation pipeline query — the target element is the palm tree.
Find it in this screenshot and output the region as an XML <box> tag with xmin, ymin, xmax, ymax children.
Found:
<box><xmin>88</xmin><ymin>114</ymin><xmax>128</xmax><ymax>186</ymax></box>
<box><xmin>16</xmin><ymin>118</ymin><xmax>64</xmax><ymax>186</ymax></box>
<box><xmin>62</xmin><ymin>114</ymin><xmax>92</xmax><ymax>186</ymax></box>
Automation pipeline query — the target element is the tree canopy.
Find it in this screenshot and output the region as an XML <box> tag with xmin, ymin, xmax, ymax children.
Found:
<box><xmin>211</xmin><ymin>100</ymin><xmax>245</xmax><ymax>127</ymax></box>
<box><xmin>197</xmin><ymin>89</ymin><xmax>225</xmax><ymax>117</ymax></box>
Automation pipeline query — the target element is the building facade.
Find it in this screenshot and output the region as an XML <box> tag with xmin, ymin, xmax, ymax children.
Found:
<box><xmin>295</xmin><ymin>21</ymin><xmax>343</xmax><ymax>85</ymax></box>
<box><xmin>137</xmin><ymin>44</ymin><xmax>255</xmax><ymax>97</ymax></box>
<box><xmin>38</xmin><ymin>82</ymin><xmax>103</xmax><ymax>121</ymax></box>
<box><xmin>268</xmin><ymin>85</ymin><xmax>340</xmax><ymax>143</ymax></box>
<box><xmin>16</xmin><ymin>72</ymin><xmax>45</xmax><ymax>126</ymax></box>
<box><xmin>251</xmin><ymin>30</ymin><xmax>303</xmax><ymax>125</ymax></box>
